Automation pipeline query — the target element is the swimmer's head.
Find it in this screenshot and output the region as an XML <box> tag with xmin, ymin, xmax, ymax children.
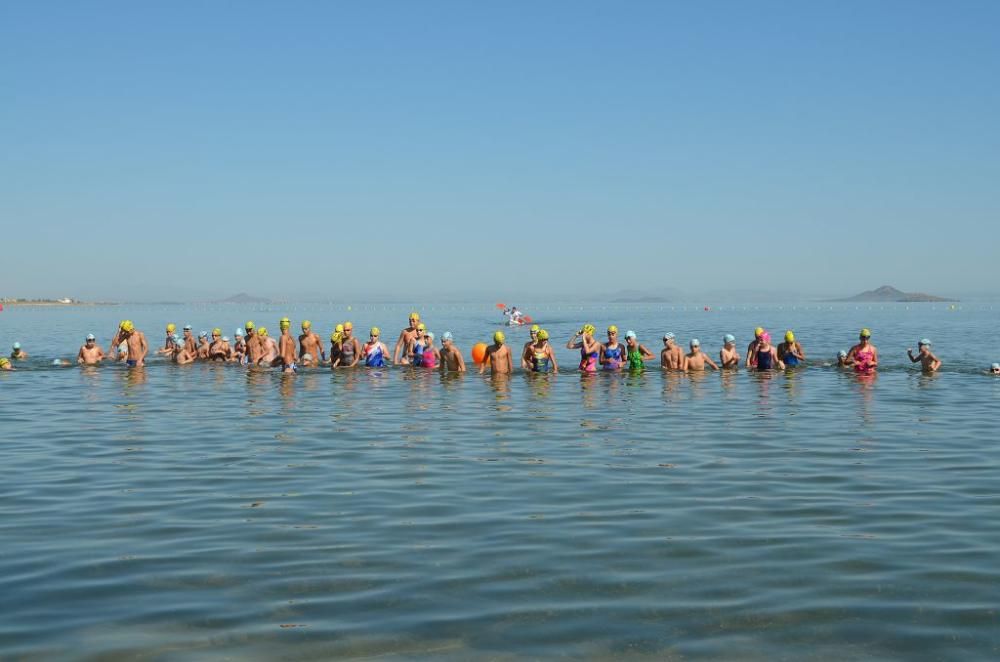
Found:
<box><xmin>859</xmin><ymin>328</ymin><xmax>872</xmax><ymax>339</ymax></box>
<box><xmin>493</xmin><ymin>331</ymin><xmax>505</xmax><ymax>344</ymax></box>
<box><xmin>235</xmin><ymin>328</ymin><xmax>243</xmax><ymax>337</ymax></box>
<box><xmin>918</xmin><ymin>338</ymin><xmax>931</xmax><ymax>347</ymax></box>
<box><xmin>607</xmin><ymin>325</ymin><xmax>618</xmax><ymax>335</ymax></box>
<box><xmin>166</xmin><ymin>323</ymin><xmax>176</xmax><ymax>333</ymax></box>
<box><xmin>723</xmin><ymin>333</ymin><xmax>735</xmax><ymax>345</ymax></box>
<box><xmin>212</xmin><ymin>328</ymin><xmax>221</xmax><ymax>337</ymax></box>
<box><xmin>992</xmin><ymin>363</ymin><xmax>1000</xmax><ymax>373</ymax></box>
<box><xmin>442</xmin><ymin>331</ymin><xmax>453</xmax><ymax>343</ymax></box>
<box><xmin>258</xmin><ymin>327</ymin><xmax>268</xmax><ymax>337</ymax></box>
<box><xmin>12</xmin><ymin>342</ymin><xmax>21</xmax><ymax>350</ymax></box>
<box><xmin>409</xmin><ymin>312</ymin><xmax>420</xmax><ymax>323</ymax></box>
<box><xmin>120</xmin><ymin>320</ymin><xmax>134</xmax><ymax>333</ymax></box>
<box><xmin>184</xmin><ymin>325</ymin><xmax>192</xmax><ymax>332</ymax></box>
<box><xmin>245</xmin><ymin>321</ymin><xmax>255</xmax><ymax>331</ymax></box>
<box><xmin>370</xmin><ymin>326</ymin><xmax>380</xmax><ymax>337</ymax></box>
<box><xmin>690</xmin><ymin>338</ymin><xmax>700</xmax><ymax>348</ymax></box>
<box><xmin>86</xmin><ymin>334</ymin><xmax>96</xmax><ymax>342</ymax></box>
<box><xmin>785</xmin><ymin>331</ymin><xmax>795</xmax><ymax>343</ymax></box>
<box><xmin>330</xmin><ymin>332</ymin><xmax>340</xmax><ymax>342</ymax></box>
<box><xmin>425</xmin><ymin>332</ymin><xmax>434</xmax><ymax>343</ymax></box>
<box><xmin>663</xmin><ymin>332</ymin><xmax>675</xmax><ymax>342</ymax></box>
<box><xmin>625</xmin><ymin>330</ymin><xmax>637</xmax><ymax>340</ymax></box>
<box><xmin>838</xmin><ymin>350</ymin><xmax>848</xmax><ymax>358</ymax></box>
<box><xmin>222</xmin><ymin>336</ymin><xmax>230</xmax><ymax>343</ymax></box>
<box><xmin>199</xmin><ymin>331</ymin><xmax>208</xmax><ymax>339</ymax></box>
<box><xmin>0</xmin><ymin>358</ymin><xmax>10</xmax><ymax>368</ymax></box>
<box><xmin>416</xmin><ymin>323</ymin><xmax>426</xmax><ymax>332</ymax></box>
<box><xmin>581</xmin><ymin>324</ymin><xmax>595</xmax><ymax>336</ymax></box>
<box><xmin>279</xmin><ymin>318</ymin><xmax>291</xmax><ymax>330</ymax></box>
<box><xmin>530</xmin><ymin>324</ymin><xmax>540</xmax><ymax>333</ymax></box>
<box><xmin>301</xmin><ymin>320</ymin><xmax>311</xmax><ymax>330</ymax></box>
<box><xmin>760</xmin><ymin>332</ymin><xmax>771</xmax><ymax>343</ymax></box>
<box><xmin>335</xmin><ymin>324</ymin><xmax>344</xmax><ymax>333</ymax></box>
<box><xmin>537</xmin><ymin>329</ymin><xmax>549</xmax><ymax>341</ymax></box>
<box><xmin>754</xmin><ymin>327</ymin><xmax>764</xmax><ymax>338</ymax></box>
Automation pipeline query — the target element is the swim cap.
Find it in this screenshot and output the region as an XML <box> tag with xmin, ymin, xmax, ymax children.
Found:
<box><xmin>608</xmin><ymin>325</ymin><xmax>618</xmax><ymax>334</ymax></box>
<box><xmin>663</xmin><ymin>332</ymin><xmax>675</xmax><ymax>341</ymax></box>
<box><xmin>120</xmin><ymin>320</ymin><xmax>134</xmax><ymax>333</ymax></box>
<box><xmin>537</xmin><ymin>329</ymin><xmax>549</xmax><ymax>340</ymax></box>
<box><xmin>235</xmin><ymin>328</ymin><xmax>243</xmax><ymax>337</ymax></box>
<box><xmin>212</xmin><ymin>328</ymin><xmax>221</xmax><ymax>336</ymax></box>
<box><xmin>530</xmin><ymin>324</ymin><xmax>540</xmax><ymax>332</ymax></box>
<box><xmin>301</xmin><ymin>320</ymin><xmax>311</xmax><ymax>329</ymax></box>
<box><xmin>410</xmin><ymin>312</ymin><xmax>420</xmax><ymax>321</ymax></box>
<box><xmin>258</xmin><ymin>327</ymin><xmax>268</xmax><ymax>337</ymax></box>
<box><xmin>279</xmin><ymin>318</ymin><xmax>291</xmax><ymax>330</ymax></box>
<box><xmin>330</xmin><ymin>332</ymin><xmax>339</xmax><ymax>342</ymax></box>
<box><xmin>335</xmin><ymin>324</ymin><xmax>344</xmax><ymax>333</ymax></box>
<box><xmin>582</xmin><ymin>324</ymin><xmax>596</xmax><ymax>335</ymax></box>
<box><xmin>13</xmin><ymin>342</ymin><xmax>20</xmax><ymax>350</ymax></box>
<box><xmin>723</xmin><ymin>334</ymin><xmax>735</xmax><ymax>344</ymax></box>
<box><xmin>245</xmin><ymin>321</ymin><xmax>255</xmax><ymax>330</ymax></box>
<box><xmin>761</xmin><ymin>332</ymin><xmax>771</xmax><ymax>343</ymax></box>
<box><xmin>918</xmin><ymin>338</ymin><xmax>931</xmax><ymax>347</ymax></box>
<box><xmin>860</xmin><ymin>328</ymin><xmax>871</xmax><ymax>338</ymax></box>
<box><xmin>86</xmin><ymin>334</ymin><xmax>96</xmax><ymax>341</ymax></box>
<box><xmin>166</xmin><ymin>323</ymin><xmax>176</xmax><ymax>333</ymax></box>
<box><xmin>199</xmin><ymin>331</ymin><xmax>208</xmax><ymax>338</ymax></box>
<box><xmin>416</xmin><ymin>322</ymin><xmax>426</xmax><ymax>332</ymax></box>
<box><xmin>184</xmin><ymin>324</ymin><xmax>192</xmax><ymax>331</ymax></box>
<box><xmin>370</xmin><ymin>327</ymin><xmax>380</xmax><ymax>336</ymax></box>
<box><xmin>222</xmin><ymin>336</ymin><xmax>230</xmax><ymax>342</ymax></box>
<box><xmin>754</xmin><ymin>327</ymin><xmax>764</xmax><ymax>338</ymax></box>
<box><xmin>690</xmin><ymin>338</ymin><xmax>700</xmax><ymax>347</ymax></box>
<box><xmin>425</xmin><ymin>332</ymin><xmax>435</xmax><ymax>342</ymax></box>
<box><xmin>0</xmin><ymin>358</ymin><xmax>10</xmax><ymax>367</ymax></box>
<box><xmin>343</xmin><ymin>322</ymin><xmax>353</xmax><ymax>330</ymax></box>
<box><xmin>785</xmin><ymin>331</ymin><xmax>795</xmax><ymax>342</ymax></box>
<box><xmin>442</xmin><ymin>331</ymin><xmax>453</xmax><ymax>342</ymax></box>
<box><xmin>838</xmin><ymin>350</ymin><xmax>847</xmax><ymax>358</ymax></box>
<box><xmin>494</xmin><ymin>331</ymin><xmax>505</xmax><ymax>343</ymax></box>
<box><xmin>992</xmin><ymin>363</ymin><xmax>1000</xmax><ymax>371</ymax></box>
<box><xmin>625</xmin><ymin>330</ymin><xmax>637</xmax><ymax>339</ymax></box>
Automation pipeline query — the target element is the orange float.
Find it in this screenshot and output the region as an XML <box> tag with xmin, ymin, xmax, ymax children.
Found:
<box><xmin>471</xmin><ymin>342</ymin><xmax>488</xmax><ymax>364</ymax></box>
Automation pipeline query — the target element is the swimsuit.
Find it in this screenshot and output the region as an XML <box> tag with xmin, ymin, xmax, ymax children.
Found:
<box><xmin>782</xmin><ymin>345</ymin><xmax>800</xmax><ymax>367</ymax></box>
<box><xmin>579</xmin><ymin>347</ymin><xmax>598</xmax><ymax>373</ymax></box>
<box><xmin>126</xmin><ymin>360</ymin><xmax>137</xmax><ymax>368</ymax></box>
<box><xmin>854</xmin><ymin>347</ymin><xmax>875</xmax><ymax>373</ymax></box>
<box><xmin>364</xmin><ymin>342</ymin><xmax>385</xmax><ymax>367</ymax></box>
<box><xmin>603</xmin><ymin>344</ymin><xmax>624</xmax><ymax>370</ymax></box>
<box><xmin>421</xmin><ymin>348</ymin><xmax>437</xmax><ymax>369</ymax></box>
<box><xmin>627</xmin><ymin>348</ymin><xmax>644</xmax><ymax>372</ymax></box>
<box><xmin>340</xmin><ymin>340</ymin><xmax>356</xmax><ymax>366</ymax></box>
<box><xmin>757</xmin><ymin>349</ymin><xmax>773</xmax><ymax>371</ymax></box>
<box><xmin>532</xmin><ymin>348</ymin><xmax>551</xmax><ymax>373</ymax></box>
<box><xmin>412</xmin><ymin>343</ymin><xmax>425</xmax><ymax>367</ymax></box>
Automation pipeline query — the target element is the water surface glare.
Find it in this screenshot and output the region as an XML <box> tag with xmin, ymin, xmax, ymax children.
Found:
<box><xmin>1</xmin><ymin>304</ymin><xmax>999</xmax><ymax>658</ymax></box>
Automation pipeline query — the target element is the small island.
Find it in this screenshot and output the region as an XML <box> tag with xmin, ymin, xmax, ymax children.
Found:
<box><xmin>835</xmin><ymin>285</ymin><xmax>957</xmax><ymax>303</ymax></box>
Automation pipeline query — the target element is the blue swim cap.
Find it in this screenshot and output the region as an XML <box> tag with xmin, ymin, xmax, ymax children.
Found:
<box><xmin>625</xmin><ymin>330</ymin><xmax>637</xmax><ymax>339</ymax></box>
<box><xmin>918</xmin><ymin>338</ymin><xmax>931</xmax><ymax>347</ymax></box>
<box><xmin>235</xmin><ymin>328</ymin><xmax>244</xmax><ymax>337</ymax></box>
<box><xmin>442</xmin><ymin>331</ymin><xmax>453</xmax><ymax>342</ymax></box>
<box><xmin>663</xmin><ymin>332</ymin><xmax>675</xmax><ymax>340</ymax></box>
<box><xmin>86</xmin><ymin>334</ymin><xmax>96</xmax><ymax>341</ymax></box>
<box><xmin>13</xmin><ymin>342</ymin><xmax>20</xmax><ymax>350</ymax></box>
<box><xmin>838</xmin><ymin>350</ymin><xmax>847</xmax><ymax>358</ymax></box>
<box><xmin>723</xmin><ymin>334</ymin><xmax>735</xmax><ymax>343</ymax></box>
<box><xmin>199</xmin><ymin>331</ymin><xmax>208</xmax><ymax>338</ymax></box>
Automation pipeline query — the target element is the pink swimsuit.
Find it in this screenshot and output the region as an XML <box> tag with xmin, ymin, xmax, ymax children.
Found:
<box><xmin>854</xmin><ymin>347</ymin><xmax>875</xmax><ymax>373</ymax></box>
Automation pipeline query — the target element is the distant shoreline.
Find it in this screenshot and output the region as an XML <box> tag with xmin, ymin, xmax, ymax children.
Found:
<box><xmin>2</xmin><ymin>301</ymin><xmax>118</xmax><ymax>307</ymax></box>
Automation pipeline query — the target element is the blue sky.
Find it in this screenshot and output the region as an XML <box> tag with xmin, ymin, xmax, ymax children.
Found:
<box><xmin>2</xmin><ymin>1</ymin><xmax>998</xmax><ymax>301</ymax></box>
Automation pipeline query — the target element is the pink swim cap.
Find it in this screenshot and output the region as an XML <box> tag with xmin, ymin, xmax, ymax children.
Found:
<box><xmin>760</xmin><ymin>332</ymin><xmax>771</xmax><ymax>343</ymax></box>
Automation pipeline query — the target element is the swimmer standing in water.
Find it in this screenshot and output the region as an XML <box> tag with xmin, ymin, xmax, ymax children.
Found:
<box><xmin>258</xmin><ymin>327</ymin><xmax>279</xmax><ymax>365</ymax></box>
<box><xmin>278</xmin><ymin>318</ymin><xmax>297</xmax><ymax>373</ymax></box>
<box><xmin>907</xmin><ymin>339</ymin><xmax>941</xmax><ymax>373</ymax></box>
<box><xmin>745</xmin><ymin>327</ymin><xmax>764</xmax><ymax>368</ymax></box>
<box><xmin>182</xmin><ymin>325</ymin><xmax>197</xmax><ymax>354</ymax></box>
<box><xmin>196</xmin><ymin>332</ymin><xmax>211</xmax><ymax>360</ymax></box>
<box><xmin>362</xmin><ymin>327</ymin><xmax>390</xmax><ymax>367</ymax></box>
<box><xmin>751</xmin><ymin>332</ymin><xmax>784</xmax><ymax>371</ymax></box>
<box><xmin>10</xmin><ymin>342</ymin><xmax>28</xmax><ymax>360</ymax></box>
<box><xmin>393</xmin><ymin>312</ymin><xmax>422</xmax><ymax>365</ymax></box>
<box><xmin>660</xmin><ymin>332</ymin><xmax>684</xmax><ymax>370</ymax></box>
<box><xmin>108</xmin><ymin>320</ymin><xmax>148</xmax><ymax>367</ymax></box>
<box><xmin>156</xmin><ymin>324</ymin><xmax>177</xmax><ymax>355</ymax></box>
<box><xmin>684</xmin><ymin>339</ymin><xmax>719</xmax><ymax>371</ymax></box>
<box><xmin>77</xmin><ymin>334</ymin><xmax>105</xmax><ymax>364</ymax></box>
<box><xmin>298</xmin><ymin>321</ymin><xmax>326</xmax><ymax>365</ymax></box>
<box><xmin>777</xmin><ymin>331</ymin><xmax>805</xmax><ymax>367</ymax></box>
<box><xmin>439</xmin><ymin>331</ymin><xmax>466</xmax><ymax>372</ymax></box>
<box><xmin>846</xmin><ymin>328</ymin><xmax>878</xmax><ymax>373</ymax></box>
<box><xmin>521</xmin><ymin>325</ymin><xmax>540</xmax><ymax>369</ymax></box>
<box><xmin>623</xmin><ymin>330</ymin><xmax>654</xmax><ymax>371</ymax></box>
<box><xmin>529</xmin><ymin>329</ymin><xmax>559</xmax><ymax>373</ymax></box>
<box><xmin>837</xmin><ymin>350</ymin><xmax>850</xmax><ymax>368</ymax></box>
<box><xmin>600</xmin><ymin>326</ymin><xmax>625</xmax><ymax>370</ymax></box>
<box><xmin>480</xmin><ymin>331</ymin><xmax>513</xmax><ymax>375</ymax></box>
<box><xmin>420</xmin><ymin>332</ymin><xmax>440</xmax><ymax>368</ymax></box>
<box><xmin>719</xmin><ymin>334</ymin><xmax>740</xmax><ymax>369</ymax></box>
<box><xmin>209</xmin><ymin>329</ymin><xmax>230</xmax><ymax>361</ymax></box>
<box><xmin>336</xmin><ymin>322</ymin><xmax>362</xmax><ymax>368</ymax></box>
<box><xmin>567</xmin><ymin>324</ymin><xmax>600</xmax><ymax>373</ymax></box>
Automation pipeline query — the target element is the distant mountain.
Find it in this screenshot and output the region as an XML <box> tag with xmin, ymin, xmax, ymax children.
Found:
<box><xmin>836</xmin><ymin>285</ymin><xmax>956</xmax><ymax>303</ymax></box>
<box><xmin>216</xmin><ymin>293</ymin><xmax>272</xmax><ymax>304</ymax></box>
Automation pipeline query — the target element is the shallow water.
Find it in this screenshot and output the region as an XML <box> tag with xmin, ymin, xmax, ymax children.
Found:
<box><xmin>1</xmin><ymin>303</ymin><xmax>999</xmax><ymax>659</ymax></box>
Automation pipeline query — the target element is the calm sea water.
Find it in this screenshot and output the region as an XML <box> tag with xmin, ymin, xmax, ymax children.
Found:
<box><xmin>2</xmin><ymin>303</ymin><xmax>999</xmax><ymax>659</ymax></box>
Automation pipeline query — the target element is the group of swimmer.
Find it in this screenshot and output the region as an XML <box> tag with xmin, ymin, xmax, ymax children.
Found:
<box><xmin>3</xmin><ymin>312</ymin><xmax>992</xmax><ymax>376</ymax></box>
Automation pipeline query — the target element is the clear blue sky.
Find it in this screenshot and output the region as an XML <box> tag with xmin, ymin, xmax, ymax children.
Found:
<box><xmin>2</xmin><ymin>1</ymin><xmax>998</xmax><ymax>301</ymax></box>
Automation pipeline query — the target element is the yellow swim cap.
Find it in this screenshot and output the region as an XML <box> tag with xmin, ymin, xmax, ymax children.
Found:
<box><xmin>330</xmin><ymin>332</ymin><xmax>340</xmax><ymax>342</ymax></box>
<box><xmin>530</xmin><ymin>324</ymin><xmax>540</xmax><ymax>332</ymax></box>
<box><xmin>537</xmin><ymin>329</ymin><xmax>549</xmax><ymax>340</ymax></box>
<box><xmin>754</xmin><ymin>327</ymin><xmax>764</xmax><ymax>337</ymax></box>
<box><xmin>608</xmin><ymin>325</ymin><xmax>618</xmax><ymax>334</ymax></box>
<box><xmin>860</xmin><ymin>328</ymin><xmax>872</xmax><ymax>337</ymax></box>
<box><xmin>335</xmin><ymin>324</ymin><xmax>344</xmax><ymax>333</ymax></box>
<box><xmin>785</xmin><ymin>331</ymin><xmax>795</xmax><ymax>342</ymax></box>
<box><xmin>213</xmin><ymin>327</ymin><xmax>221</xmax><ymax>336</ymax></box>
<box><xmin>0</xmin><ymin>358</ymin><xmax>9</xmax><ymax>367</ymax></box>
<box><xmin>494</xmin><ymin>331</ymin><xmax>505</xmax><ymax>343</ymax></box>
<box><xmin>370</xmin><ymin>326</ymin><xmax>380</xmax><ymax>336</ymax></box>
<box><xmin>417</xmin><ymin>323</ymin><xmax>426</xmax><ymax>332</ymax></box>
<box><xmin>301</xmin><ymin>320</ymin><xmax>311</xmax><ymax>329</ymax></box>
<box><xmin>582</xmin><ymin>324</ymin><xmax>596</xmax><ymax>335</ymax></box>
<box><xmin>166</xmin><ymin>323</ymin><xmax>176</xmax><ymax>333</ymax></box>
<box><xmin>344</xmin><ymin>321</ymin><xmax>353</xmax><ymax>330</ymax></box>
<box><xmin>120</xmin><ymin>320</ymin><xmax>134</xmax><ymax>333</ymax></box>
<box><xmin>258</xmin><ymin>327</ymin><xmax>268</xmax><ymax>337</ymax></box>
<box><xmin>410</xmin><ymin>312</ymin><xmax>420</xmax><ymax>321</ymax></box>
<box><xmin>245</xmin><ymin>321</ymin><xmax>255</xmax><ymax>330</ymax></box>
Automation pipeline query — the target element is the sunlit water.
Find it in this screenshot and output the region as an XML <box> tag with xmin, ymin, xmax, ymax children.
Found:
<box><xmin>2</xmin><ymin>303</ymin><xmax>999</xmax><ymax>659</ymax></box>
